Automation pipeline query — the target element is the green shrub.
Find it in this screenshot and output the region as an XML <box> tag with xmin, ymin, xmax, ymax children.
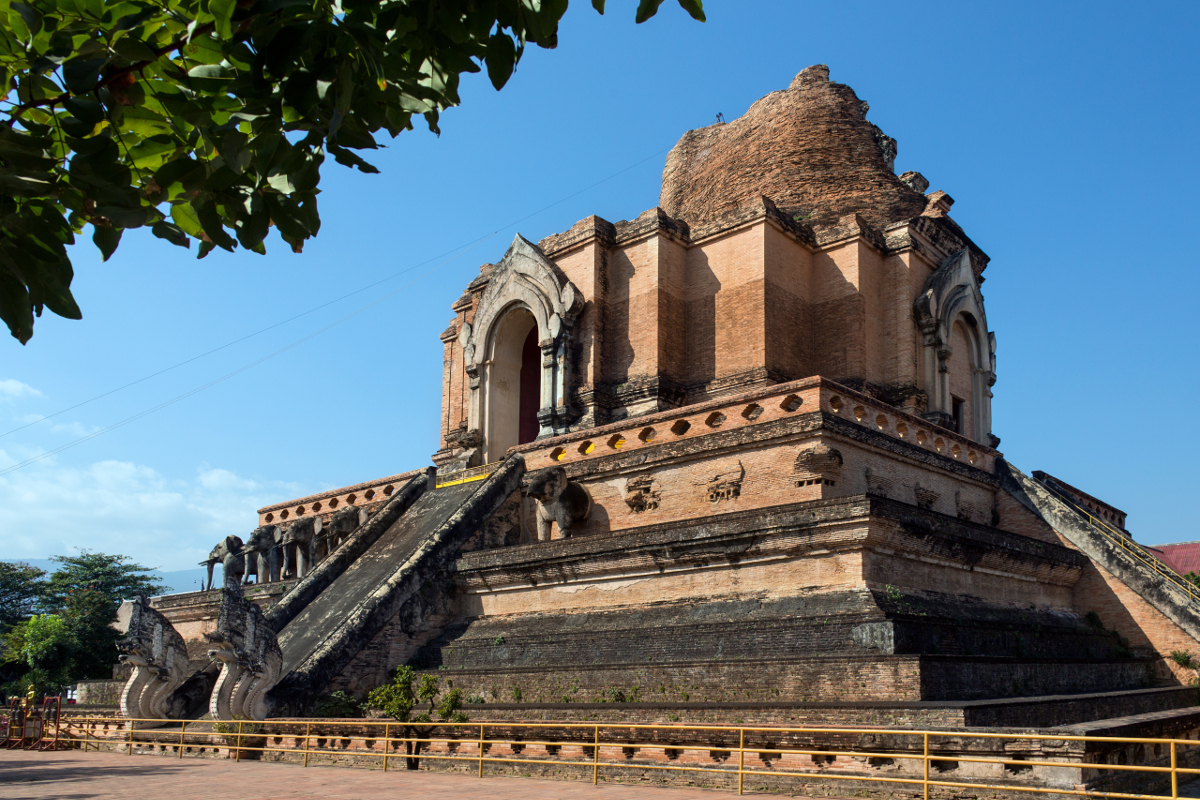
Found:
<box><xmin>314</xmin><ymin>691</ymin><xmax>363</xmax><ymax>718</ymax></box>
<box><xmin>1171</xmin><ymin>651</ymin><xmax>1197</xmax><ymax>669</ymax></box>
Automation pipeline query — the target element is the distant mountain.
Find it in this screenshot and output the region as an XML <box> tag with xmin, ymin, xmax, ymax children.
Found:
<box><xmin>1</xmin><ymin>558</ymin><xmax>208</xmax><ymax>597</ymax></box>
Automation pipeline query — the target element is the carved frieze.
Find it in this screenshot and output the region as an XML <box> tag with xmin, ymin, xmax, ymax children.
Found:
<box><xmin>793</xmin><ymin>444</ymin><xmax>842</xmax><ymax>487</ymax></box>
<box><xmin>624</xmin><ymin>475</ymin><xmax>661</xmax><ymax>513</ymax></box>
<box><xmin>698</xmin><ymin>460</ymin><xmax>744</xmax><ymax>505</ymax></box>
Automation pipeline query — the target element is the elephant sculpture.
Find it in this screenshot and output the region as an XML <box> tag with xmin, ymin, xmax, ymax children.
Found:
<box><xmin>281</xmin><ymin>516</ymin><xmax>322</xmax><ymax>579</ymax></box>
<box><xmin>200</xmin><ymin>535</ymin><xmax>244</xmax><ymax>591</ymax></box>
<box><xmin>242</xmin><ymin>524</ymin><xmax>281</xmax><ymax>585</ymax></box>
<box><xmin>318</xmin><ymin>504</ymin><xmax>368</xmax><ymax>560</ymax></box>
<box><xmin>524</xmin><ymin>466</ymin><xmax>592</xmax><ymax>542</ymax></box>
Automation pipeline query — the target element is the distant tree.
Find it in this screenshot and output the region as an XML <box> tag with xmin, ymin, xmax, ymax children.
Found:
<box><xmin>0</xmin><ymin>0</ymin><xmax>704</xmax><ymax>344</ymax></box>
<box><xmin>0</xmin><ymin>613</ymin><xmax>77</xmax><ymax>697</ymax></box>
<box><xmin>40</xmin><ymin>551</ymin><xmax>165</xmax><ymax>680</ymax></box>
<box><xmin>0</xmin><ymin>561</ymin><xmax>46</xmax><ymax>631</ymax></box>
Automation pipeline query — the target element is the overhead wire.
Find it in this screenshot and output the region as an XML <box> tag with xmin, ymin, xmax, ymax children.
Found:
<box><xmin>0</xmin><ymin>145</ymin><xmax>671</xmax><ymax>475</ymax></box>
<box><xmin>1</xmin><ymin>145</ymin><xmax>669</xmax><ymax>441</ymax></box>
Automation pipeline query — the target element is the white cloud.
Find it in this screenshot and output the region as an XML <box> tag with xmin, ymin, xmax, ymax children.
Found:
<box><xmin>0</xmin><ymin>379</ymin><xmax>41</xmax><ymax>400</ymax></box>
<box><xmin>0</xmin><ymin>457</ymin><xmax>304</xmax><ymax>572</ymax></box>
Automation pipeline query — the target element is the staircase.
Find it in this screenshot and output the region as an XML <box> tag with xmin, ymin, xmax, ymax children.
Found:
<box><xmin>266</xmin><ymin>455</ymin><xmax>526</xmax><ymax>712</ymax></box>
<box><xmin>999</xmin><ymin>459</ymin><xmax>1200</xmax><ymax>643</ymax></box>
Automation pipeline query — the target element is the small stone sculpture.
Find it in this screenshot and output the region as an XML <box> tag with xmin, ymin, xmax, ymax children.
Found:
<box><xmin>200</xmin><ymin>535</ymin><xmax>244</xmax><ymax>591</ymax></box>
<box><xmin>323</xmin><ymin>504</ymin><xmax>368</xmax><ymax>558</ymax></box>
<box><xmin>115</xmin><ymin>596</ymin><xmax>190</xmax><ymax>728</ymax></box>
<box><xmin>524</xmin><ymin>466</ymin><xmax>592</xmax><ymax>541</ymax></box>
<box><xmin>281</xmin><ymin>516</ymin><xmax>322</xmax><ymax>579</ymax></box>
<box><xmin>698</xmin><ymin>460</ymin><xmax>744</xmax><ymax>505</ymax></box>
<box><xmin>242</xmin><ymin>525</ymin><xmax>281</xmax><ymax>585</ymax></box>
<box><xmin>203</xmin><ymin>580</ymin><xmax>283</xmax><ymax>721</ymax></box>
<box><xmin>624</xmin><ymin>475</ymin><xmax>661</xmax><ymax>513</ymax></box>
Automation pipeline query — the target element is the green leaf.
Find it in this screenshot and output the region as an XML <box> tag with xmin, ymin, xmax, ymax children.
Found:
<box><xmin>151</xmin><ymin>220</ymin><xmax>190</xmax><ymax>248</ymax></box>
<box><xmin>206</xmin><ymin>0</ymin><xmax>236</xmax><ymax>40</ymax></box>
<box><xmin>92</xmin><ymin>225</ymin><xmax>122</xmax><ymax>261</ymax></box>
<box><xmin>635</xmin><ymin>0</ymin><xmax>667</xmax><ymax>23</ymax></box>
<box><xmin>592</xmin><ymin>0</ymin><xmax>606</xmax><ymax>13</ymax></box>
<box><xmin>0</xmin><ymin>266</ymin><xmax>35</xmax><ymax>344</ymax></box>
<box><xmin>8</xmin><ymin>3</ymin><xmax>42</xmax><ymax>43</ymax></box>
<box><xmin>63</xmin><ymin>96</ymin><xmax>104</xmax><ymax>125</ymax></box>
<box><xmin>674</xmin><ymin>0</ymin><xmax>706</xmax><ymax>22</ymax></box>
<box><xmin>485</xmin><ymin>32</ymin><xmax>517</xmax><ymax>91</ymax></box>
<box><xmin>62</xmin><ymin>57</ymin><xmax>107</xmax><ymax>95</ymax></box>
<box><xmin>170</xmin><ymin>202</ymin><xmax>204</xmax><ymax>237</ymax></box>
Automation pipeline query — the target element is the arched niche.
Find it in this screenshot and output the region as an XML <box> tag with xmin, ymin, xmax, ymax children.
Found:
<box><xmin>482</xmin><ymin>305</ymin><xmax>541</xmax><ymax>460</ymax></box>
<box><xmin>913</xmin><ymin>248</ymin><xmax>997</xmax><ymax>445</ymax></box>
<box><xmin>459</xmin><ymin>234</ymin><xmax>584</xmax><ymax>464</ymax></box>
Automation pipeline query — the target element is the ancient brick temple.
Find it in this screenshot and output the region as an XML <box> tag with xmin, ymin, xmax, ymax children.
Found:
<box><xmin>130</xmin><ymin>67</ymin><xmax>1200</xmax><ymax>736</ymax></box>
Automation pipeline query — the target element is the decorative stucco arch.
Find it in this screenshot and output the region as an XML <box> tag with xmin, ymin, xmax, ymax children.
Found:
<box><xmin>913</xmin><ymin>248</ymin><xmax>997</xmax><ymax>445</ymax></box>
<box><xmin>458</xmin><ymin>234</ymin><xmax>584</xmax><ymax>463</ymax></box>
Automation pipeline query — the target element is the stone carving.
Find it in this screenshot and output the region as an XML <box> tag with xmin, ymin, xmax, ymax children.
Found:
<box><xmin>323</xmin><ymin>504</ymin><xmax>369</xmax><ymax>558</ymax></box>
<box><xmin>698</xmin><ymin>460</ymin><xmax>744</xmax><ymax>504</ymax></box>
<box><xmin>200</xmin><ymin>535</ymin><xmax>244</xmax><ymax>591</ymax></box>
<box><xmin>281</xmin><ymin>516</ymin><xmax>322</xmax><ymax>579</ymax></box>
<box><xmin>115</xmin><ymin>596</ymin><xmax>189</xmax><ymax>728</ymax></box>
<box><xmin>243</xmin><ymin>525</ymin><xmax>281</xmax><ymax>585</ymax></box>
<box><xmin>955</xmin><ymin>490</ymin><xmax>981</xmax><ymax>524</ymax></box>
<box><xmin>524</xmin><ymin>466</ymin><xmax>592</xmax><ymax>541</ymax></box>
<box><xmin>624</xmin><ymin>475</ymin><xmax>661</xmax><ymax>513</ymax></box>
<box><xmin>794</xmin><ymin>445</ymin><xmax>842</xmax><ymax>486</ymax></box>
<box><xmin>203</xmin><ymin>579</ymin><xmax>283</xmax><ymax>721</ymax></box>
<box><xmin>913</xmin><ymin>248</ymin><xmax>996</xmax><ymax>441</ymax></box>
<box><xmin>443</xmin><ymin>426</ymin><xmax>483</xmax><ymax>471</ymax></box>
<box><xmin>864</xmin><ymin>467</ymin><xmax>892</xmax><ymax>498</ymax></box>
<box><xmin>462</xmin><ymin>235</ymin><xmax>585</xmax><ymax>456</ymax></box>
<box><xmin>914</xmin><ymin>484</ymin><xmax>939</xmax><ymax>511</ymax></box>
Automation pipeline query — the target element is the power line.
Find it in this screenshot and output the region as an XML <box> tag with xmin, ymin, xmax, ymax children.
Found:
<box><xmin>0</xmin><ymin>237</ymin><xmax>494</xmax><ymax>478</ymax></box>
<box><xmin>0</xmin><ymin>144</ymin><xmax>672</xmax><ymax>476</ymax></box>
<box><xmin>1</xmin><ymin>145</ymin><xmax>669</xmax><ymax>441</ymax></box>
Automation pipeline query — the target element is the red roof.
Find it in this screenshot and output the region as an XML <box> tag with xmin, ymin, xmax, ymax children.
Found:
<box><xmin>1148</xmin><ymin>542</ymin><xmax>1200</xmax><ymax>577</ymax></box>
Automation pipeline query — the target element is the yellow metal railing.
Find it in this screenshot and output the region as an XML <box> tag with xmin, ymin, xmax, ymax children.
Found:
<box><xmin>1036</xmin><ymin>477</ymin><xmax>1200</xmax><ymax>606</ymax></box>
<box><xmin>434</xmin><ymin>461</ymin><xmax>502</xmax><ymax>489</ymax></box>
<box><xmin>52</xmin><ymin>716</ymin><xmax>1200</xmax><ymax>799</ymax></box>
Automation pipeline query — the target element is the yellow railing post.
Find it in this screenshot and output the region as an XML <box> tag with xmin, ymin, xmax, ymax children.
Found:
<box><xmin>593</xmin><ymin>725</ymin><xmax>600</xmax><ymax>785</ymax></box>
<box><xmin>922</xmin><ymin>732</ymin><xmax>929</xmax><ymax>800</ymax></box>
<box><xmin>383</xmin><ymin>722</ymin><xmax>390</xmax><ymax>772</ymax></box>
<box><xmin>235</xmin><ymin>720</ymin><xmax>243</xmax><ymax>762</ymax></box>
<box><xmin>83</xmin><ymin>723</ymin><xmax>89</xmax><ymax>753</ymax></box>
<box><xmin>1172</xmin><ymin>741</ymin><xmax>1178</xmax><ymax>799</ymax></box>
<box><xmin>303</xmin><ymin>722</ymin><xmax>312</xmax><ymax>767</ymax></box>
<box><xmin>127</xmin><ymin>723</ymin><xmax>133</xmax><ymax>755</ymax></box>
<box><xmin>477</xmin><ymin>723</ymin><xmax>485</xmax><ymax>778</ymax></box>
<box><xmin>178</xmin><ymin>720</ymin><xmax>186</xmax><ymax>759</ymax></box>
<box><xmin>738</xmin><ymin>727</ymin><xmax>745</xmax><ymax>796</ymax></box>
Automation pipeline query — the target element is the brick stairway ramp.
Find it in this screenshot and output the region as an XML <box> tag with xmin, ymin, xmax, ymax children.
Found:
<box><xmin>1000</xmin><ymin>460</ymin><xmax>1200</xmax><ymax>644</ymax></box>
<box><xmin>268</xmin><ymin>456</ymin><xmax>526</xmax><ymax>713</ymax></box>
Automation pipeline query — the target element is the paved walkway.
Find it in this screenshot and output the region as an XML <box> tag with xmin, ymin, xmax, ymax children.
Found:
<box><xmin>0</xmin><ymin>749</ymin><xmax>750</xmax><ymax>800</ymax></box>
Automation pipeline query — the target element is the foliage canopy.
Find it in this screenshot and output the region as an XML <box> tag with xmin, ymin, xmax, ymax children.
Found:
<box><xmin>0</xmin><ymin>0</ymin><xmax>703</xmax><ymax>344</ymax></box>
<box><xmin>0</xmin><ymin>551</ymin><xmax>164</xmax><ymax>696</ymax></box>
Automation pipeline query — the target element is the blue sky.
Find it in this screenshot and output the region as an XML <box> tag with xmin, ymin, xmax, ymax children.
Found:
<box><xmin>2</xmin><ymin>1</ymin><xmax>1197</xmax><ymax>574</ymax></box>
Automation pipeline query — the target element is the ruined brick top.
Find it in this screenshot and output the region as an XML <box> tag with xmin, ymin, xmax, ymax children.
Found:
<box><xmin>659</xmin><ymin>65</ymin><xmax>928</xmax><ymax>229</ymax></box>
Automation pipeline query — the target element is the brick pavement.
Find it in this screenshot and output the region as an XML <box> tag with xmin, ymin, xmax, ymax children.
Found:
<box><xmin>0</xmin><ymin>749</ymin><xmax>753</xmax><ymax>800</ymax></box>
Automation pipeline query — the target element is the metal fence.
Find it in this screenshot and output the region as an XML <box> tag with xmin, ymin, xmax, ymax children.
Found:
<box><xmin>35</xmin><ymin>716</ymin><xmax>1200</xmax><ymax>799</ymax></box>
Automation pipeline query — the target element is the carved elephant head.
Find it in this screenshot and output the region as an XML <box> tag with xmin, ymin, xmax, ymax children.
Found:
<box><xmin>200</xmin><ymin>535</ymin><xmax>244</xmax><ymax>590</ymax></box>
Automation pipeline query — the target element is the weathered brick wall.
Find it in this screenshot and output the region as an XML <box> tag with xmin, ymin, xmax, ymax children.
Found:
<box><xmin>75</xmin><ymin>679</ymin><xmax>124</xmax><ymax>707</ymax></box>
